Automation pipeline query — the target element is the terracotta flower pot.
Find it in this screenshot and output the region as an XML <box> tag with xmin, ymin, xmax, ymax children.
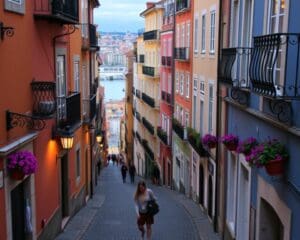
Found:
<box><xmin>10</xmin><ymin>169</ymin><xmax>25</xmax><ymax>180</ymax></box>
<box><xmin>265</xmin><ymin>159</ymin><xmax>284</xmax><ymax>176</ymax></box>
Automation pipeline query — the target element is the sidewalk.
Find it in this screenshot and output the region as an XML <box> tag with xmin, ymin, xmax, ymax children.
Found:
<box><xmin>55</xmin><ymin>164</ymin><xmax>220</xmax><ymax>240</ymax></box>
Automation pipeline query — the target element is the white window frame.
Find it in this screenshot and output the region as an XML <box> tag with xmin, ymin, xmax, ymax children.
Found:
<box><xmin>73</xmin><ymin>57</ymin><xmax>80</xmax><ymax>92</ymax></box>
<box><xmin>194</xmin><ymin>15</ymin><xmax>199</xmax><ymax>53</ymax></box>
<box><xmin>185</xmin><ymin>111</ymin><xmax>189</xmax><ymax>127</ymax></box>
<box><xmin>180</xmin><ymin>73</ymin><xmax>184</xmax><ymax>95</ymax></box>
<box><xmin>201</xmin><ymin>11</ymin><xmax>207</xmax><ymax>53</ymax></box>
<box><xmin>208</xmin><ymin>83</ymin><xmax>214</xmax><ymax>133</ymax></box>
<box><xmin>175</xmin><ymin>71</ymin><xmax>179</xmax><ymax>93</ymax></box>
<box><xmin>181</xmin><ymin>23</ymin><xmax>185</xmax><ymax>47</ymax></box>
<box><xmin>193</xmin><ymin>75</ymin><xmax>198</xmax><ymax>91</ymax></box>
<box><xmin>187</xmin><ymin>21</ymin><xmax>190</xmax><ymax>48</ymax></box>
<box><xmin>200</xmin><ymin>80</ymin><xmax>205</xmax><ymax>95</ymax></box>
<box><xmin>210</xmin><ymin>9</ymin><xmax>216</xmax><ymax>53</ymax></box>
<box><xmin>186</xmin><ymin>72</ymin><xmax>190</xmax><ymax>98</ymax></box>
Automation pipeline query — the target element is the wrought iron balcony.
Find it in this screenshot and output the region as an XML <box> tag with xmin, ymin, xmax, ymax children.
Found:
<box><xmin>157</xmin><ymin>127</ymin><xmax>169</xmax><ymax>146</ymax></box>
<box><xmin>82</xmin><ymin>94</ymin><xmax>96</xmax><ymax>124</ymax></box>
<box><xmin>187</xmin><ymin>128</ymin><xmax>207</xmax><ymax>157</ymax></box>
<box><xmin>142</xmin><ymin>117</ymin><xmax>155</xmax><ymax>135</ymax></box>
<box><xmin>136</xmin><ymin>131</ymin><xmax>142</xmax><ymax>143</ymax></box>
<box><xmin>135</xmin><ymin>111</ymin><xmax>141</xmax><ymax>122</ymax></box>
<box><xmin>143</xmin><ymin>30</ymin><xmax>158</xmax><ymax>41</ymax></box>
<box><xmin>57</xmin><ymin>92</ymin><xmax>81</xmax><ymax>129</ymax></box>
<box><xmin>176</xmin><ymin>0</ymin><xmax>190</xmax><ymax>13</ymax></box>
<box><xmin>161</xmin><ymin>56</ymin><xmax>172</xmax><ymax>67</ymax></box>
<box><xmin>89</xmin><ymin>24</ymin><xmax>99</xmax><ymax>50</ymax></box>
<box><xmin>31</xmin><ymin>81</ymin><xmax>56</xmax><ymax>118</ymax></box>
<box><xmin>161</xmin><ymin>91</ymin><xmax>172</xmax><ymax>104</ymax></box>
<box><xmin>136</xmin><ymin>89</ymin><xmax>141</xmax><ymax>99</ymax></box>
<box><xmin>143</xmin><ymin>66</ymin><xmax>158</xmax><ymax>77</ymax></box>
<box><xmin>142</xmin><ymin>92</ymin><xmax>155</xmax><ymax>108</ymax></box>
<box><xmin>34</xmin><ymin>0</ymin><xmax>79</xmax><ymax>24</ymax></box>
<box><xmin>249</xmin><ymin>33</ymin><xmax>300</xmax><ymax>100</ymax></box>
<box><xmin>174</xmin><ymin>47</ymin><xmax>189</xmax><ymax>61</ymax></box>
<box><xmin>172</xmin><ymin>118</ymin><xmax>185</xmax><ymax>140</ymax></box>
<box><xmin>138</xmin><ymin>55</ymin><xmax>145</xmax><ymax>63</ymax></box>
<box><xmin>142</xmin><ymin>139</ymin><xmax>154</xmax><ymax>160</ymax></box>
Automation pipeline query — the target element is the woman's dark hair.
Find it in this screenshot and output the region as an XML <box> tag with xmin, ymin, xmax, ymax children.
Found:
<box><xmin>134</xmin><ymin>180</ymin><xmax>146</xmax><ymax>201</ymax></box>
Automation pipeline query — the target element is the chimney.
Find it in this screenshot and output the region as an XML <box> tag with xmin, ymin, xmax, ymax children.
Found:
<box><xmin>146</xmin><ymin>2</ymin><xmax>155</xmax><ymax>9</ymax></box>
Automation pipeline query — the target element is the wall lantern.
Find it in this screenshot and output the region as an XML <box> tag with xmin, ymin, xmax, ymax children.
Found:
<box><xmin>96</xmin><ymin>132</ymin><xmax>103</xmax><ymax>143</ymax></box>
<box><xmin>60</xmin><ymin>134</ymin><xmax>74</xmax><ymax>150</ymax></box>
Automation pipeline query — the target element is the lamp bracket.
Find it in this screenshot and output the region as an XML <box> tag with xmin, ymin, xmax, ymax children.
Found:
<box><xmin>6</xmin><ymin>111</ymin><xmax>46</xmax><ymax>131</ymax></box>
<box><xmin>0</xmin><ymin>22</ymin><xmax>14</xmax><ymax>40</ymax></box>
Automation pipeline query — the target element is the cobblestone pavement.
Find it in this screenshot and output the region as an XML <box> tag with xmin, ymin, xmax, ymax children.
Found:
<box><xmin>56</xmin><ymin>163</ymin><xmax>220</xmax><ymax>240</ymax></box>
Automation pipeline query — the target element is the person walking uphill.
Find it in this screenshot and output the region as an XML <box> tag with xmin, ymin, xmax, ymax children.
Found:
<box><xmin>121</xmin><ymin>163</ymin><xmax>128</xmax><ymax>183</ymax></box>
<box><xmin>129</xmin><ymin>163</ymin><xmax>136</xmax><ymax>184</ymax></box>
<box><xmin>134</xmin><ymin>180</ymin><xmax>157</xmax><ymax>240</ymax></box>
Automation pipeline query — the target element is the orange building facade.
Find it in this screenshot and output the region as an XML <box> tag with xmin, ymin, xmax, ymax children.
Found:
<box><xmin>0</xmin><ymin>1</ymin><xmax>100</xmax><ymax>239</ymax></box>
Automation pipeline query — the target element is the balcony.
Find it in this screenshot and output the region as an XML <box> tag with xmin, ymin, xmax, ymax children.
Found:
<box><xmin>135</xmin><ymin>111</ymin><xmax>141</xmax><ymax>122</ymax></box>
<box><xmin>34</xmin><ymin>0</ymin><xmax>79</xmax><ymax>24</ymax></box>
<box><xmin>157</xmin><ymin>127</ymin><xmax>170</xmax><ymax>146</ymax></box>
<box><xmin>187</xmin><ymin>128</ymin><xmax>208</xmax><ymax>157</ymax></box>
<box><xmin>174</xmin><ymin>47</ymin><xmax>189</xmax><ymax>61</ymax></box>
<box><xmin>89</xmin><ymin>24</ymin><xmax>99</xmax><ymax>51</ymax></box>
<box><xmin>136</xmin><ymin>89</ymin><xmax>141</xmax><ymax>99</ymax></box>
<box><xmin>82</xmin><ymin>94</ymin><xmax>96</xmax><ymax>124</ymax></box>
<box><xmin>142</xmin><ymin>92</ymin><xmax>155</xmax><ymax>108</ymax></box>
<box><xmin>132</xmin><ymin>87</ymin><xmax>135</xmax><ymax>95</ymax></box>
<box><xmin>138</xmin><ymin>55</ymin><xmax>145</xmax><ymax>63</ymax></box>
<box><xmin>172</xmin><ymin>118</ymin><xmax>186</xmax><ymax>140</ymax></box>
<box><xmin>143</xmin><ymin>30</ymin><xmax>158</xmax><ymax>41</ymax></box>
<box><xmin>161</xmin><ymin>56</ymin><xmax>172</xmax><ymax>67</ymax></box>
<box><xmin>142</xmin><ymin>139</ymin><xmax>154</xmax><ymax>160</ymax></box>
<box><xmin>176</xmin><ymin>0</ymin><xmax>190</xmax><ymax>13</ymax></box>
<box><xmin>57</xmin><ymin>92</ymin><xmax>81</xmax><ymax>129</ymax></box>
<box><xmin>143</xmin><ymin>66</ymin><xmax>158</xmax><ymax>77</ymax></box>
<box><xmin>31</xmin><ymin>81</ymin><xmax>56</xmax><ymax>118</ymax></box>
<box><xmin>136</xmin><ymin>131</ymin><xmax>142</xmax><ymax>143</ymax></box>
<box><xmin>249</xmin><ymin>33</ymin><xmax>300</xmax><ymax>100</ymax></box>
<box><xmin>161</xmin><ymin>91</ymin><xmax>172</xmax><ymax>105</ymax></box>
<box><xmin>142</xmin><ymin>117</ymin><xmax>155</xmax><ymax>135</ymax></box>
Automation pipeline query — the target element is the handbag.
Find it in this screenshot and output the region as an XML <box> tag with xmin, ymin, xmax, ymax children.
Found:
<box><xmin>146</xmin><ymin>191</ymin><xmax>159</xmax><ymax>215</ymax></box>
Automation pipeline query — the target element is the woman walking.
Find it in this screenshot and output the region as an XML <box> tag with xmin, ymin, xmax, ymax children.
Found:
<box><xmin>134</xmin><ymin>181</ymin><xmax>157</xmax><ymax>240</ymax></box>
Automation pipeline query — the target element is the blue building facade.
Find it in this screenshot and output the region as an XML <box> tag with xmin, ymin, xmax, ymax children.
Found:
<box><xmin>219</xmin><ymin>0</ymin><xmax>300</xmax><ymax>239</ymax></box>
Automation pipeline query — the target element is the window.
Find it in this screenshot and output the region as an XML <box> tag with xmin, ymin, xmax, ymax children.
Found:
<box><xmin>181</xmin><ymin>23</ymin><xmax>185</xmax><ymax>47</ymax></box>
<box><xmin>185</xmin><ymin>112</ymin><xmax>189</xmax><ymax>127</ymax></box>
<box><xmin>168</xmin><ymin>73</ymin><xmax>172</xmax><ymax>93</ymax></box>
<box><xmin>5</xmin><ymin>0</ymin><xmax>25</xmax><ymax>14</ymax></box>
<box><xmin>176</xmin><ymin>105</ymin><xmax>180</xmax><ymax>120</ymax></box>
<box><xmin>76</xmin><ymin>149</ymin><xmax>81</xmax><ymax>179</ymax></box>
<box><xmin>187</xmin><ymin>22</ymin><xmax>190</xmax><ymax>48</ymax></box>
<box><xmin>175</xmin><ymin>72</ymin><xmax>179</xmax><ymax>93</ymax></box>
<box><xmin>193</xmin><ymin>76</ymin><xmax>198</xmax><ymax>90</ymax></box>
<box><xmin>208</xmin><ymin>84</ymin><xmax>214</xmax><ymax>133</ymax></box>
<box><xmin>180</xmin><ymin>73</ymin><xmax>184</xmax><ymax>95</ymax></box>
<box><xmin>200</xmin><ymin>81</ymin><xmax>205</xmax><ymax>94</ymax></box>
<box><xmin>180</xmin><ymin>108</ymin><xmax>184</xmax><ymax>125</ymax></box>
<box><xmin>73</xmin><ymin>59</ymin><xmax>80</xmax><ymax>92</ymax></box>
<box><xmin>176</xmin><ymin>24</ymin><xmax>180</xmax><ymax>47</ymax></box>
<box><xmin>210</xmin><ymin>10</ymin><xmax>216</xmax><ymax>53</ymax></box>
<box><xmin>200</xmin><ymin>100</ymin><xmax>204</xmax><ymax>134</ymax></box>
<box><xmin>56</xmin><ymin>55</ymin><xmax>67</xmax><ymax>121</ymax></box>
<box><xmin>194</xmin><ymin>17</ymin><xmax>199</xmax><ymax>53</ymax></box>
<box><xmin>201</xmin><ymin>14</ymin><xmax>206</xmax><ymax>53</ymax></box>
<box><xmin>81</xmin><ymin>0</ymin><xmax>88</xmax><ymax>38</ymax></box>
<box><xmin>186</xmin><ymin>73</ymin><xmax>190</xmax><ymax>98</ymax></box>
<box><xmin>193</xmin><ymin>96</ymin><xmax>197</xmax><ymax>128</ymax></box>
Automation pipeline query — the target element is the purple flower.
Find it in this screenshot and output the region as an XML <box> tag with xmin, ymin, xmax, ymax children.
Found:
<box><xmin>7</xmin><ymin>151</ymin><xmax>38</xmax><ymax>175</ymax></box>
<box><xmin>202</xmin><ymin>134</ymin><xmax>218</xmax><ymax>148</ymax></box>
<box><xmin>237</xmin><ymin>137</ymin><xmax>258</xmax><ymax>156</ymax></box>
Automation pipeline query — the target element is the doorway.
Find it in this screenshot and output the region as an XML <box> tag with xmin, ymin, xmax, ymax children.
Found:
<box><xmin>208</xmin><ymin>176</ymin><xmax>213</xmax><ymax>218</ymax></box>
<box><xmin>61</xmin><ymin>154</ymin><xmax>69</xmax><ymax>218</ymax></box>
<box><xmin>11</xmin><ymin>182</ymin><xmax>25</xmax><ymax>240</ymax></box>
<box><xmin>199</xmin><ymin>164</ymin><xmax>204</xmax><ymax>206</ymax></box>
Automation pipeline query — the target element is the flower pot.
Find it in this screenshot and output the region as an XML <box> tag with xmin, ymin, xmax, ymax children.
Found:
<box><xmin>207</xmin><ymin>142</ymin><xmax>217</xmax><ymax>149</ymax></box>
<box><xmin>224</xmin><ymin>142</ymin><xmax>238</xmax><ymax>151</ymax></box>
<box><xmin>264</xmin><ymin>159</ymin><xmax>284</xmax><ymax>176</ymax></box>
<box><xmin>10</xmin><ymin>169</ymin><xmax>25</xmax><ymax>180</ymax></box>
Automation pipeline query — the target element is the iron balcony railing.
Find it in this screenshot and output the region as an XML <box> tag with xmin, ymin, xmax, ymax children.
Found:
<box><xmin>142</xmin><ymin>139</ymin><xmax>154</xmax><ymax>160</ymax></box>
<box><xmin>89</xmin><ymin>24</ymin><xmax>98</xmax><ymax>50</ymax></box>
<box><xmin>83</xmin><ymin>94</ymin><xmax>96</xmax><ymax>123</ymax></box>
<box><xmin>176</xmin><ymin>0</ymin><xmax>190</xmax><ymax>13</ymax></box>
<box><xmin>157</xmin><ymin>127</ymin><xmax>169</xmax><ymax>146</ymax></box>
<box><xmin>139</xmin><ymin>55</ymin><xmax>145</xmax><ymax>63</ymax></box>
<box><xmin>136</xmin><ymin>89</ymin><xmax>141</xmax><ymax>99</ymax></box>
<box><xmin>249</xmin><ymin>33</ymin><xmax>300</xmax><ymax>99</ymax></box>
<box><xmin>143</xmin><ymin>30</ymin><xmax>158</xmax><ymax>41</ymax></box>
<box><xmin>57</xmin><ymin>92</ymin><xmax>81</xmax><ymax>129</ymax></box>
<box><xmin>161</xmin><ymin>56</ymin><xmax>172</xmax><ymax>67</ymax></box>
<box><xmin>172</xmin><ymin>118</ymin><xmax>185</xmax><ymax>140</ymax></box>
<box><xmin>142</xmin><ymin>92</ymin><xmax>155</xmax><ymax>108</ymax></box>
<box><xmin>135</xmin><ymin>111</ymin><xmax>141</xmax><ymax>122</ymax></box>
<box><xmin>161</xmin><ymin>91</ymin><xmax>172</xmax><ymax>104</ymax></box>
<box><xmin>136</xmin><ymin>131</ymin><xmax>142</xmax><ymax>143</ymax></box>
<box><xmin>34</xmin><ymin>0</ymin><xmax>79</xmax><ymax>24</ymax></box>
<box><xmin>143</xmin><ymin>66</ymin><xmax>158</xmax><ymax>77</ymax></box>
<box><xmin>142</xmin><ymin>117</ymin><xmax>155</xmax><ymax>135</ymax></box>
<box><xmin>218</xmin><ymin>47</ymin><xmax>252</xmax><ymax>88</ymax></box>
<box><xmin>174</xmin><ymin>47</ymin><xmax>189</xmax><ymax>61</ymax></box>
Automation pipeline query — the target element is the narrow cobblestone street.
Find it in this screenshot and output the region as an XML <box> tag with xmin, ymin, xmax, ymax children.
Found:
<box><xmin>56</xmin><ymin>162</ymin><xmax>220</xmax><ymax>240</ymax></box>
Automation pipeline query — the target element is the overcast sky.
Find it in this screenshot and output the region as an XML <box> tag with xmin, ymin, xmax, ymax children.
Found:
<box><xmin>94</xmin><ymin>0</ymin><xmax>148</xmax><ymax>33</ymax></box>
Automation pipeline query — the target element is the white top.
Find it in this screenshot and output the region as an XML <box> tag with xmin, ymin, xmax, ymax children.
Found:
<box><xmin>135</xmin><ymin>188</ymin><xmax>156</xmax><ymax>215</ymax></box>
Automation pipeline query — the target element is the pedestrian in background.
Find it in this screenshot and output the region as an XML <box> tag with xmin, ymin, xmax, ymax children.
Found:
<box><xmin>129</xmin><ymin>163</ymin><xmax>136</xmax><ymax>184</ymax></box>
<box><xmin>134</xmin><ymin>180</ymin><xmax>157</xmax><ymax>240</ymax></box>
<box><xmin>121</xmin><ymin>163</ymin><xmax>128</xmax><ymax>183</ymax></box>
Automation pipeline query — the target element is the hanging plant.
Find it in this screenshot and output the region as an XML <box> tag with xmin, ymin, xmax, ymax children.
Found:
<box><xmin>221</xmin><ymin>134</ymin><xmax>239</xmax><ymax>151</ymax></box>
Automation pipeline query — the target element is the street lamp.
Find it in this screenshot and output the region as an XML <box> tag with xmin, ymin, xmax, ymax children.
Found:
<box><xmin>96</xmin><ymin>132</ymin><xmax>103</xmax><ymax>144</ymax></box>
<box><xmin>60</xmin><ymin>134</ymin><xmax>74</xmax><ymax>150</ymax></box>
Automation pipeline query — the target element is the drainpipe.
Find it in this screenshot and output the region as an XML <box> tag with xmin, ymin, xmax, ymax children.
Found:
<box><xmin>214</xmin><ymin>0</ymin><xmax>223</xmax><ymax>234</ymax></box>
